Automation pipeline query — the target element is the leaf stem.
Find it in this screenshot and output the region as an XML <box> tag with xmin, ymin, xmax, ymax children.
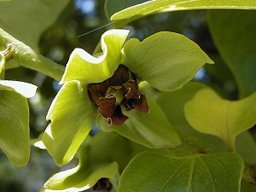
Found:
<box><xmin>0</xmin><ymin>28</ymin><xmax>65</xmax><ymax>81</ymax></box>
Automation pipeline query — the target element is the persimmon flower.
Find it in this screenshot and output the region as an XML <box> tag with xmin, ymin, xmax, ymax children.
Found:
<box><xmin>42</xmin><ymin>29</ymin><xmax>213</xmax><ymax>165</ymax></box>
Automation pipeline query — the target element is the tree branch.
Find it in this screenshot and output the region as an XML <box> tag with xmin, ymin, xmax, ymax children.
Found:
<box><xmin>0</xmin><ymin>28</ymin><xmax>65</xmax><ymax>81</ymax></box>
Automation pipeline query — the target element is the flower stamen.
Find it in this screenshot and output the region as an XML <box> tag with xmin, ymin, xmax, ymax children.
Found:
<box><xmin>88</xmin><ymin>65</ymin><xmax>148</xmax><ymax>126</ymax></box>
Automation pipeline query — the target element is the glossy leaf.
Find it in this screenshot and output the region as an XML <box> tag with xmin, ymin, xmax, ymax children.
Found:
<box><xmin>111</xmin><ymin>0</ymin><xmax>256</xmax><ymax>22</ymax></box>
<box><xmin>97</xmin><ymin>95</ymin><xmax>181</xmax><ymax>148</ymax></box>
<box><xmin>207</xmin><ymin>10</ymin><xmax>256</xmax><ymax>97</ymax></box>
<box><xmin>42</xmin><ymin>132</ymin><xmax>133</xmax><ymax>191</ymax></box>
<box><xmin>118</xmin><ymin>151</ymin><xmax>243</xmax><ymax>192</ymax></box>
<box><xmin>61</xmin><ymin>29</ymin><xmax>129</xmax><ymax>84</ymax></box>
<box><xmin>185</xmin><ymin>88</ymin><xmax>256</xmax><ymax>151</ymax></box>
<box><xmin>42</xmin><ymin>81</ymin><xmax>96</xmax><ymax>165</ymax></box>
<box><xmin>0</xmin><ymin>89</ymin><xmax>30</xmax><ymax>166</ymax></box>
<box><xmin>0</xmin><ymin>80</ymin><xmax>37</xmax><ymax>98</ymax></box>
<box><xmin>104</xmin><ymin>0</ymin><xmax>147</xmax><ymax>19</ymax></box>
<box><xmin>157</xmin><ymin>82</ymin><xmax>227</xmax><ymax>152</ymax></box>
<box><xmin>123</xmin><ymin>32</ymin><xmax>213</xmax><ymax>92</ymax></box>
<box><xmin>0</xmin><ymin>0</ymin><xmax>70</xmax><ymax>50</ymax></box>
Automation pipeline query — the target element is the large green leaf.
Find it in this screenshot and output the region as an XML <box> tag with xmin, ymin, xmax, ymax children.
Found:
<box><xmin>185</xmin><ymin>88</ymin><xmax>256</xmax><ymax>151</ymax></box>
<box><xmin>42</xmin><ymin>81</ymin><xmax>96</xmax><ymax>165</ymax></box>
<box><xmin>123</xmin><ymin>32</ymin><xmax>213</xmax><ymax>92</ymax></box>
<box><xmin>110</xmin><ymin>0</ymin><xmax>256</xmax><ymax>22</ymax></box>
<box><xmin>157</xmin><ymin>82</ymin><xmax>227</xmax><ymax>152</ymax></box>
<box><xmin>118</xmin><ymin>151</ymin><xmax>243</xmax><ymax>192</ymax></box>
<box><xmin>0</xmin><ymin>0</ymin><xmax>70</xmax><ymax>50</ymax></box>
<box><xmin>97</xmin><ymin>95</ymin><xmax>181</xmax><ymax>149</ymax></box>
<box><xmin>42</xmin><ymin>132</ymin><xmax>133</xmax><ymax>191</ymax></box>
<box><xmin>0</xmin><ymin>89</ymin><xmax>30</xmax><ymax>166</ymax></box>
<box><xmin>207</xmin><ymin>10</ymin><xmax>256</xmax><ymax>98</ymax></box>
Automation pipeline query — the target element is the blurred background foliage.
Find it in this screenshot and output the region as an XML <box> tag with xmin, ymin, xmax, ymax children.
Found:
<box><xmin>0</xmin><ymin>0</ymin><xmax>243</xmax><ymax>191</ymax></box>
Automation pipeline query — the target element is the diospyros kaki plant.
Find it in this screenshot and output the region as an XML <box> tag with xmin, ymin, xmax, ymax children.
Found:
<box><xmin>1</xmin><ymin>0</ymin><xmax>256</xmax><ymax>192</ymax></box>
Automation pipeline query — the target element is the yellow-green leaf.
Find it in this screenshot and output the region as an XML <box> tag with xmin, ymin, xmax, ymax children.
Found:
<box><xmin>185</xmin><ymin>88</ymin><xmax>256</xmax><ymax>151</ymax></box>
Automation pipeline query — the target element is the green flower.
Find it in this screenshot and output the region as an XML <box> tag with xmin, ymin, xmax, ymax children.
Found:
<box><xmin>42</xmin><ymin>29</ymin><xmax>213</xmax><ymax>165</ymax></box>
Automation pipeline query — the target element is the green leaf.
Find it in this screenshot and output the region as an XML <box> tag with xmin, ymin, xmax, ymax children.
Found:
<box><xmin>42</xmin><ymin>132</ymin><xmax>133</xmax><ymax>191</ymax></box>
<box><xmin>0</xmin><ymin>80</ymin><xmax>37</xmax><ymax>98</ymax></box>
<box><xmin>110</xmin><ymin>0</ymin><xmax>256</xmax><ymax>22</ymax></box>
<box><xmin>61</xmin><ymin>29</ymin><xmax>129</xmax><ymax>84</ymax></box>
<box><xmin>185</xmin><ymin>88</ymin><xmax>256</xmax><ymax>151</ymax></box>
<box><xmin>123</xmin><ymin>32</ymin><xmax>213</xmax><ymax>92</ymax></box>
<box><xmin>207</xmin><ymin>10</ymin><xmax>256</xmax><ymax>98</ymax></box>
<box><xmin>241</xmin><ymin>179</ymin><xmax>256</xmax><ymax>192</ymax></box>
<box><xmin>0</xmin><ymin>0</ymin><xmax>70</xmax><ymax>50</ymax></box>
<box><xmin>97</xmin><ymin>95</ymin><xmax>181</xmax><ymax>149</ymax></box>
<box><xmin>104</xmin><ymin>0</ymin><xmax>147</xmax><ymax>19</ymax></box>
<box><xmin>0</xmin><ymin>89</ymin><xmax>30</xmax><ymax>166</ymax></box>
<box><xmin>0</xmin><ymin>52</ymin><xmax>5</xmax><ymax>78</ymax></box>
<box><xmin>118</xmin><ymin>151</ymin><xmax>243</xmax><ymax>192</ymax></box>
<box><xmin>236</xmin><ymin>131</ymin><xmax>256</xmax><ymax>163</ymax></box>
<box><xmin>42</xmin><ymin>81</ymin><xmax>96</xmax><ymax>165</ymax></box>
<box><xmin>157</xmin><ymin>82</ymin><xmax>227</xmax><ymax>152</ymax></box>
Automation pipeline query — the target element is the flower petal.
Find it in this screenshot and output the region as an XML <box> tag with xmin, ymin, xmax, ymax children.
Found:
<box><xmin>42</xmin><ymin>81</ymin><xmax>96</xmax><ymax>165</ymax></box>
<box><xmin>0</xmin><ymin>80</ymin><xmax>37</xmax><ymax>98</ymax></box>
<box><xmin>61</xmin><ymin>29</ymin><xmax>129</xmax><ymax>84</ymax></box>
<box><xmin>122</xmin><ymin>32</ymin><xmax>213</xmax><ymax>92</ymax></box>
<box><xmin>42</xmin><ymin>132</ymin><xmax>132</xmax><ymax>192</ymax></box>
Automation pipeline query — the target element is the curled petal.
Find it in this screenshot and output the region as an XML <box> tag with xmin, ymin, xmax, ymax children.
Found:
<box><xmin>98</xmin><ymin>96</ymin><xmax>116</xmax><ymax>118</ymax></box>
<box><xmin>61</xmin><ymin>29</ymin><xmax>129</xmax><ymax>84</ymax></box>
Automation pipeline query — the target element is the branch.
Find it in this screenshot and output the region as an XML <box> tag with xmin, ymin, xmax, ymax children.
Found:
<box><xmin>0</xmin><ymin>28</ymin><xmax>65</xmax><ymax>81</ymax></box>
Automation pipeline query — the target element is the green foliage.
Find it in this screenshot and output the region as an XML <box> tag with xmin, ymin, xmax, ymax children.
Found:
<box><xmin>118</xmin><ymin>151</ymin><xmax>243</xmax><ymax>192</ymax></box>
<box><xmin>123</xmin><ymin>32</ymin><xmax>213</xmax><ymax>92</ymax></box>
<box><xmin>207</xmin><ymin>10</ymin><xmax>256</xmax><ymax>97</ymax></box>
<box><xmin>185</xmin><ymin>88</ymin><xmax>256</xmax><ymax>151</ymax></box>
<box><xmin>109</xmin><ymin>0</ymin><xmax>256</xmax><ymax>23</ymax></box>
<box><xmin>43</xmin><ymin>132</ymin><xmax>133</xmax><ymax>191</ymax></box>
<box><xmin>1</xmin><ymin>0</ymin><xmax>256</xmax><ymax>191</ymax></box>
<box><xmin>0</xmin><ymin>0</ymin><xmax>70</xmax><ymax>50</ymax></box>
<box><xmin>0</xmin><ymin>89</ymin><xmax>30</xmax><ymax>166</ymax></box>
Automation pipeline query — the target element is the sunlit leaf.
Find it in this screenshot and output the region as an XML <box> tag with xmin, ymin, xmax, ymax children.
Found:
<box><xmin>0</xmin><ymin>80</ymin><xmax>37</xmax><ymax>98</ymax></box>
<box><xmin>0</xmin><ymin>0</ymin><xmax>70</xmax><ymax>50</ymax></box>
<box><xmin>185</xmin><ymin>88</ymin><xmax>256</xmax><ymax>151</ymax></box>
<box><xmin>42</xmin><ymin>81</ymin><xmax>96</xmax><ymax>165</ymax></box>
<box><xmin>123</xmin><ymin>32</ymin><xmax>213</xmax><ymax>92</ymax></box>
<box><xmin>157</xmin><ymin>82</ymin><xmax>227</xmax><ymax>152</ymax></box>
<box><xmin>0</xmin><ymin>89</ymin><xmax>30</xmax><ymax>166</ymax></box>
<box><xmin>207</xmin><ymin>10</ymin><xmax>256</xmax><ymax>97</ymax></box>
<box><xmin>111</xmin><ymin>0</ymin><xmax>256</xmax><ymax>22</ymax></box>
<box><xmin>118</xmin><ymin>151</ymin><xmax>243</xmax><ymax>192</ymax></box>
<box><xmin>104</xmin><ymin>0</ymin><xmax>147</xmax><ymax>19</ymax></box>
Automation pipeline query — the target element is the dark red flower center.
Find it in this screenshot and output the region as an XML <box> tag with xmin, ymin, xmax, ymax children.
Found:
<box><xmin>88</xmin><ymin>65</ymin><xmax>148</xmax><ymax>125</ymax></box>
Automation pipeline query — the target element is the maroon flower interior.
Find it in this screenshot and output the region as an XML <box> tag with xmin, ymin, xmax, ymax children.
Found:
<box><xmin>88</xmin><ymin>65</ymin><xmax>148</xmax><ymax>125</ymax></box>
